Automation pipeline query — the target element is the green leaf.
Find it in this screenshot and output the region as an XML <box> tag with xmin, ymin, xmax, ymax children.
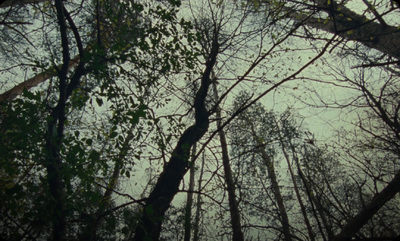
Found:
<box><xmin>89</xmin><ymin>150</ymin><xmax>100</xmax><ymax>161</ymax></box>
<box><xmin>96</xmin><ymin>97</ymin><xmax>103</xmax><ymax>107</ymax></box>
<box><xmin>22</xmin><ymin>89</ymin><xmax>40</xmax><ymax>101</ymax></box>
<box><xmin>85</xmin><ymin>138</ymin><xmax>93</xmax><ymax>146</ymax></box>
<box><xmin>110</xmin><ymin>132</ymin><xmax>118</xmax><ymax>139</ymax></box>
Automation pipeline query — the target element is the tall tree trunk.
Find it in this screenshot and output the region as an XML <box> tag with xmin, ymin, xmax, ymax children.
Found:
<box><xmin>294</xmin><ymin>150</ymin><xmax>333</xmax><ymax>241</ymax></box>
<box><xmin>193</xmin><ymin>151</ymin><xmax>205</xmax><ymax>241</ymax></box>
<box><xmin>183</xmin><ymin>144</ymin><xmax>197</xmax><ymax>241</ymax></box>
<box><xmin>212</xmin><ymin>80</ymin><xmax>244</xmax><ymax>241</ymax></box>
<box><xmin>248</xmin><ymin>121</ymin><xmax>292</xmax><ymax>241</ymax></box>
<box><xmin>44</xmin><ymin>1</ymin><xmax>71</xmax><ymax>240</ymax></box>
<box><xmin>276</xmin><ymin>124</ymin><xmax>315</xmax><ymax>241</ymax></box>
<box><xmin>44</xmin><ymin>2</ymin><xmax>85</xmax><ymax>239</ymax></box>
<box><xmin>45</xmin><ymin>120</ymin><xmax>67</xmax><ymax>241</ymax></box>
<box><xmin>131</xmin><ymin>38</ymin><xmax>219</xmax><ymax>241</ymax></box>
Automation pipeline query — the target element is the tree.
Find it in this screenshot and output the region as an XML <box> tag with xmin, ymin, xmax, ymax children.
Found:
<box><xmin>229</xmin><ymin>94</ymin><xmax>294</xmax><ymax>240</ymax></box>
<box><xmin>212</xmin><ymin>81</ymin><xmax>245</xmax><ymax>241</ymax></box>
<box><xmin>323</xmin><ymin>54</ymin><xmax>400</xmax><ymax>240</ymax></box>
<box><xmin>1</xmin><ymin>0</ymin><xmax>197</xmax><ymax>240</ymax></box>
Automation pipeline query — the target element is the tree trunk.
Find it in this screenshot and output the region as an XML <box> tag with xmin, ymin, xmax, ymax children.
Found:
<box><xmin>44</xmin><ymin>1</ymin><xmax>70</xmax><ymax>240</ymax></box>
<box><xmin>183</xmin><ymin>144</ymin><xmax>196</xmax><ymax>241</ymax></box>
<box><xmin>248</xmin><ymin>121</ymin><xmax>292</xmax><ymax>241</ymax></box>
<box><xmin>45</xmin><ymin>125</ymin><xmax>67</xmax><ymax>241</ymax></box>
<box><xmin>131</xmin><ymin>38</ymin><xmax>219</xmax><ymax>241</ymax></box>
<box><xmin>294</xmin><ymin>151</ymin><xmax>333</xmax><ymax>241</ymax></box>
<box><xmin>276</xmin><ymin>125</ymin><xmax>315</xmax><ymax>241</ymax></box>
<box><xmin>44</xmin><ymin>2</ymin><xmax>85</xmax><ymax>239</ymax></box>
<box><xmin>212</xmin><ymin>80</ymin><xmax>245</xmax><ymax>241</ymax></box>
<box><xmin>193</xmin><ymin>151</ymin><xmax>205</xmax><ymax>241</ymax></box>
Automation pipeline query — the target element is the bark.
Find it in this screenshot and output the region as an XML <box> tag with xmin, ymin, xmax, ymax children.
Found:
<box><xmin>183</xmin><ymin>144</ymin><xmax>196</xmax><ymax>241</ymax></box>
<box><xmin>212</xmin><ymin>81</ymin><xmax>244</xmax><ymax>241</ymax></box>
<box><xmin>333</xmin><ymin>170</ymin><xmax>400</xmax><ymax>241</ymax></box>
<box><xmin>258</xmin><ymin>0</ymin><xmax>400</xmax><ymax>59</ymax></box>
<box><xmin>131</xmin><ymin>38</ymin><xmax>219</xmax><ymax>241</ymax></box>
<box><xmin>45</xmin><ymin>123</ymin><xmax>67</xmax><ymax>241</ymax></box>
<box><xmin>248</xmin><ymin>121</ymin><xmax>292</xmax><ymax>241</ymax></box>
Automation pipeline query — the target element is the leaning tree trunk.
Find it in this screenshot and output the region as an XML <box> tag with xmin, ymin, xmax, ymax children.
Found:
<box><xmin>333</xmin><ymin>170</ymin><xmax>400</xmax><ymax>241</ymax></box>
<box><xmin>0</xmin><ymin>55</ymin><xmax>80</xmax><ymax>102</ymax></box>
<box><xmin>131</xmin><ymin>38</ymin><xmax>219</xmax><ymax>241</ymax></box>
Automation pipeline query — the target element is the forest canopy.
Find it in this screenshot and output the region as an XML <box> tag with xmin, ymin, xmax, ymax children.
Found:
<box><xmin>0</xmin><ymin>0</ymin><xmax>400</xmax><ymax>240</ymax></box>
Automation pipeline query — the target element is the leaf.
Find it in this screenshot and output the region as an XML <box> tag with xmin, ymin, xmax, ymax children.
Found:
<box><xmin>96</xmin><ymin>97</ymin><xmax>103</xmax><ymax>107</ymax></box>
<box><xmin>89</xmin><ymin>150</ymin><xmax>100</xmax><ymax>161</ymax></box>
<box><xmin>110</xmin><ymin>132</ymin><xmax>118</xmax><ymax>139</ymax></box>
<box><xmin>85</xmin><ymin>138</ymin><xmax>93</xmax><ymax>146</ymax></box>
